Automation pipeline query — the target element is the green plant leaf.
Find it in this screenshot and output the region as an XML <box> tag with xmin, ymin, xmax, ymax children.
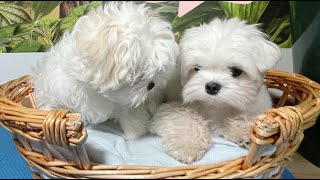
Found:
<box><xmin>1</xmin><ymin>24</ymin><xmax>34</xmax><ymax>40</ymax></box>
<box><xmin>279</xmin><ymin>34</ymin><xmax>292</xmax><ymax>48</ymax></box>
<box><xmin>265</xmin><ymin>15</ymin><xmax>292</xmax><ymax>47</ymax></box>
<box><xmin>13</xmin><ymin>23</ymin><xmax>33</xmax><ymax>36</ymax></box>
<box><xmin>59</xmin><ymin>1</ymin><xmax>102</xmax><ymax>32</ymax></box>
<box><xmin>153</xmin><ymin>2</ymin><xmax>178</xmax><ymax>15</ymax></box>
<box><xmin>30</xmin><ymin>1</ymin><xmax>62</xmax><ymax>22</ymax></box>
<box><xmin>0</xmin><ymin>24</ymin><xmax>16</xmax><ymax>37</ymax></box>
<box><xmin>6</xmin><ymin>1</ymin><xmax>31</xmax><ymax>9</ymax></box>
<box><xmin>172</xmin><ymin>1</ymin><xmax>225</xmax><ymax>40</ymax></box>
<box><xmin>26</xmin><ymin>1</ymin><xmax>62</xmax><ymax>49</ymax></box>
<box><xmin>1</xmin><ymin>2</ymin><xmax>104</xmax><ymax>52</ymax></box>
<box><xmin>145</xmin><ymin>1</ymin><xmax>178</xmax><ymax>23</ymax></box>
<box><xmin>6</xmin><ymin>35</ymin><xmax>26</xmax><ymax>49</ymax></box>
<box><xmin>0</xmin><ymin>3</ymin><xmax>32</xmax><ymax>27</ymax></box>
<box><xmin>34</xmin><ymin>19</ymin><xmax>62</xmax><ymax>45</ymax></box>
<box><xmin>0</xmin><ymin>24</ymin><xmax>33</xmax><ymax>52</ymax></box>
<box><xmin>270</xmin><ymin>17</ymin><xmax>290</xmax><ymax>42</ymax></box>
<box><xmin>11</xmin><ymin>39</ymin><xmax>46</xmax><ymax>52</ymax></box>
<box><xmin>0</xmin><ymin>46</ymin><xmax>7</xmax><ymax>53</ymax></box>
<box><xmin>0</xmin><ymin>36</ymin><xmax>10</xmax><ymax>52</ymax></box>
<box><xmin>220</xmin><ymin>1</ymin><xmax>269</xmax><ymax>24</ymax></box>
<box><xmin>289</xmin><ymin>1</ymin><xmax>296</xmax><ymax>23</ymax></box>
<box><xmin>0</xmin><ymin>21</ymin><xmax>59</xmax><ymax>52</ymax></box>
<box><xmin>154</xmin><ymin>2</ymin><xmax>178</xmax><ymax>14</ymax></box>
<box><xmin>266</xmin><ymin>16</ymin><xmax>290</xmax><ymax>35</ymax></box>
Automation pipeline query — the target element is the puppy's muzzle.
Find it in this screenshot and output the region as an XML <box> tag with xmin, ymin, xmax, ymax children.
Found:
<box><xmin>147</xmin><ymin>81</ymin><xmax>155</xmax><ymax>90</ymax></box>
<box><xmin>205</xmin><ymin>82</ymin><xmax>221</xmax><ymax>95</ymax></box>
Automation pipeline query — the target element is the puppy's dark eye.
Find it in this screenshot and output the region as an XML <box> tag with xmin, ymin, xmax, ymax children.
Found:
<box><xmin>194</xmin><ymin>66</ymin><xmax>201</xmax><ymax>71</ymax></box>
<box><xmin>230</xmin><ymin>67</ymin><xmax>243</xmax><ymax>77</ymax></box>
<box><xmin>147</xmin><ymin>81</ymin><xmax>155</xmax><ymax>90</ymax></box>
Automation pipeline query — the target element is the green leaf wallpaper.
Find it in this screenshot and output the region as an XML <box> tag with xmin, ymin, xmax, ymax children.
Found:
<box><xmin>0</xmin><ymin>1</ymin><xmax>293</xmax><ymax>53</ymax></box>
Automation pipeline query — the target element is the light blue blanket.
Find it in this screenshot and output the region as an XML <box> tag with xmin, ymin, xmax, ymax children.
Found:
<box><xmin>82</xmin><ymin>121</ymin><xmax>276</xmax><ymax>167</ymax></box>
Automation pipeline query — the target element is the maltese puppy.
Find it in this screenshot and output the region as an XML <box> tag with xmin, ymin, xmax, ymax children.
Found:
<box><xmin>150</xmin><ymin>18</ymin><xmax>281</xmax><ymax>163</ymax></box>
<box><xmin>31</xmin><ymin>2</ymin><xmax>179</xmax><ymax>139</ymax></box>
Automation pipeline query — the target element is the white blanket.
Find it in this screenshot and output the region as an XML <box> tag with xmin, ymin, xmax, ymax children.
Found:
<box><xmin>82</xmin><ymin>121</ymin><xmax>276</xmax><ymax>167</ymax></box>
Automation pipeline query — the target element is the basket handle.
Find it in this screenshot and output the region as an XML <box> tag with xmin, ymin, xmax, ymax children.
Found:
<box><xmin>242</xmin><ymin>69</ymin><xmax>320</xmax><ymax>169</ymax></box>
<box><xmin>0</xmin><ymin>75</ymin><xmax>91</xmax><ymax>170</ymax></box>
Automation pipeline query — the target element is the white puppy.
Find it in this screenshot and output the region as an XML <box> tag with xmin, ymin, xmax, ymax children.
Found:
<box><xmin>150</xmin><ymin>18</ymin><xmax>281</xmax><ymax>163</ymax></box>
<box><xmin>31</xmin><ymin>2</ymin><xmax>179</xmax><ymax>139</ymax></box>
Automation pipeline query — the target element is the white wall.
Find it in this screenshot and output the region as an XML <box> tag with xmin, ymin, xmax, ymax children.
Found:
<box><xmin>0</xmin><ymin>49</ymin><xmax>293</xmax><ymax>84</ymax></box>
<box><xmin>273</xmin><ymin>48</ymin><xmax>293</xmax><ymax>73</ymax></box>
<box><xmin>0</xmin><ymin>53</ymin><xmax>46</xmax><ymax>84</ymax></box>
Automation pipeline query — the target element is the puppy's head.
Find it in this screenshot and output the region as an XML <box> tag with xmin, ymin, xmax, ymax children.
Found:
<box><xmin>69</xmin><ymin>2</ymin><xmax>179</xmax><ymax>107</ymax></box>
<box><xmin>179</xmin><ymin>18</ymin><xmax>281</xmax><ymax>110</ymax></box>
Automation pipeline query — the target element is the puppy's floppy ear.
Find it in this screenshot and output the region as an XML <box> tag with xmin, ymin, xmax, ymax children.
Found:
<box><xmin>251</xmin><ymin>32</ymin><xmax>282</xmax><ymax>73</ymax></box>
<box><xmin>178</xmin><ymin>52</ymin><xmax>190</xmax><ymax>86</ymax></box>
<box><xmin>70</xmin><ymin>9</ymin><xmax>142</xmax><ymax>92</ymax></box>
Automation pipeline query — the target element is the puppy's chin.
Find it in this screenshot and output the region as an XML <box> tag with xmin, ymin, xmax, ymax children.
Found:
<box><xmin>182</xmin><ymin>73</ymin><xmax>261</xmax><ymax>111</ymax></box>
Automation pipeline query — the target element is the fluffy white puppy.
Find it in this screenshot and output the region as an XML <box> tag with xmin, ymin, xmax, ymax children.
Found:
<box><xmin>150</xmin><ymin>18</ymin><xmax>281</xmax><ymax>163</ymax></box>
<box><xmin>31</xmin><ymin>2</ymin><xmax>179</xmax><ymax>139</ymax></box>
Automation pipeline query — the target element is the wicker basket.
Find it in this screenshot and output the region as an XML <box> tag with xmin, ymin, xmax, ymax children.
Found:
<box><xmin>0</xmin><ymin>69</ymin><xmax>319</xmax><ymax>179</ymax></box>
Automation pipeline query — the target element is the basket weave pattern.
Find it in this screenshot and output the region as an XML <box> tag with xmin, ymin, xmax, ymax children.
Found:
<box><xmin>0</xmin><ymin>69</ymin><xmax>319</xmax><ymax>179</ymax></box>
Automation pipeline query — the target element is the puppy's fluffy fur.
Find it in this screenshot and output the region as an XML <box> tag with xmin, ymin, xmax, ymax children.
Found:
<box><xmin>31</xmin><ymin>2</ymin><xmax>179</xmax><ymax>139</ymax></box>
<box><xmin>150</xmin><ymin>18</ymin><xmax>281</xmax><ymax>163</ymax></box>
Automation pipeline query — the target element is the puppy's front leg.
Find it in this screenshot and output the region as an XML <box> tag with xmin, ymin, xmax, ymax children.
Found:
<box><xmin>215</xmin><ymin>114</ymin><xmax>255</xmax><ymax>148</ymax></box>
<box><xmin>150</xmin><ymin>103</ymin><xmax>211</xmax><ymax>164</ymax></box>
<box><xmin>119</xmin><ymin>106</ymin><xmax>150</xmax><ymax>140</ymax></box>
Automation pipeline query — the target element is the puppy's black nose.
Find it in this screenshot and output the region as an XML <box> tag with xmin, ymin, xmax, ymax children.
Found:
<box><xmin>147</xmin><ymin>81</ymin><xmax>155</xmax><ymax>90</ymax></box>
<box><xmin>205</xmin><ymin>82</ymin><xmax>221</xmax><ymax>95</ymax></box>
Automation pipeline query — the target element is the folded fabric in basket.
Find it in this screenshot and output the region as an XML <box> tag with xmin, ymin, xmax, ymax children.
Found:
<box><xmin>19</xmin><ymin>120</ymin><xmax>276</xmax><ymax>167</ymax></box>
<box><xmin>84</xmin><ymin>121</ymin><xmax>276</xmax><ymax>167</ymax></box>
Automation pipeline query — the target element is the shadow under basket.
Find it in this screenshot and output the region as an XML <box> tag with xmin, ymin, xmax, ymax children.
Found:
<box><xmin>0</xmin><ymin>69</ymin><xmax>319</xmax><ymax>179</ymax></box>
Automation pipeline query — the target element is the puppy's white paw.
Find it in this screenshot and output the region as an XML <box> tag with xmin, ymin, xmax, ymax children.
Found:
<box><xmin>163</xmin><ymin>138</ymin><xmax>209</xmax><ymax>164</ymax></box>
<box><xmin>123</xmin><ymin>129</ymin><xmax>147</xmax><ymax>140</ymax></box>
<box><xmin>150</xmin><ymin>104</ymin><xmax>211</xmax><ymax>164</ymax></box>
<box><xmin>120</xmin><ymin>107</ymin><xmax>150</xmax><ymax>140</ymax></box>
<box><xmin>222</xmin><ymin>133</ymin><xmax>251</xmax><ymax>148</ymax></box>
<box><xmin>220</xmin><ymin>115</ymin><xmax>255</xmax><ymax>149</ymax></box>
